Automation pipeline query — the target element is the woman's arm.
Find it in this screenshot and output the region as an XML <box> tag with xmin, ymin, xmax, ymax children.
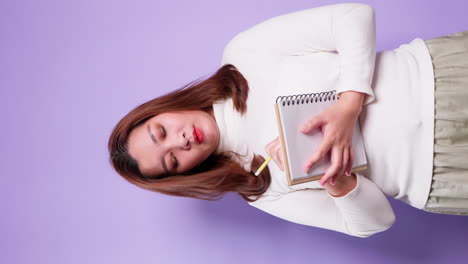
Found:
<box><xmin>228</xmin><ymin>3</ymin><xmax>377</xmax><ymax>184</ymax></box>
<box><xmin>233</xmin><ymin>3</ymin><xmax>377</xmax><ymax>184</ymax></box>
<box><xmin>249</xmin><ymin>173</ymin><xmax>396</xmax><ymax>238</ymax></box>
<box><xmin>264</xmin><ymin>137</ymin><xmax>394</xmax><ymax>238</ymax></box>
<box><xmin>226</xmin><ymin>3</ymin><xmax>376</xmax><ymax>105</ymax></box>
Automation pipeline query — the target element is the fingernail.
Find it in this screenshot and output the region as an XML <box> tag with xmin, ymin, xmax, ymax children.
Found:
<box><xmin>345</xmin><ymin>170</ymin><xmax>350</xmax><ymax>176</ymax></box>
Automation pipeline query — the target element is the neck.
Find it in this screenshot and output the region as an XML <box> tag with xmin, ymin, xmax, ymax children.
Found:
<box><xmin>207</xmin><ymin>106</ymin><xmax>215</xmax><ymax>120</ymax></box>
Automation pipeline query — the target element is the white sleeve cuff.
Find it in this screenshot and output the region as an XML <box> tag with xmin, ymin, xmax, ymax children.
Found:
<box><xmin>326</xmin><ymin>172</ymin><xmax>361</xmax><ymax>200</ymax></box>
<box><xmin>336</xmin><ymin>81</ymin><xmax>375</xmax><ymax>106</ymax></box>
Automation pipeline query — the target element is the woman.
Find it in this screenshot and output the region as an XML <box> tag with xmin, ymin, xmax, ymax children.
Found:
<box><xmin>108</xmin><ymin>3</ymin><xmax>468</xmax><ymax>238</ymax></box>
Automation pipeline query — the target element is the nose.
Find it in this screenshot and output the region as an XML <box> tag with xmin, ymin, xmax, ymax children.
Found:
<box><xmin>164</xmin><ymin>131</ymin><xmax>190</xmax><ymax>151</ymax></box>
<box><xmin>179</xmin><ymin>132</ymin><xmax>190</xmax><ymax>150</ymax></box>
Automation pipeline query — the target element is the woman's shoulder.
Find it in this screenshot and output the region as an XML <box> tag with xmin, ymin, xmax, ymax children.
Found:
<box><xmin>221</xmin><ymin>31</ymin><xmax>260</xmax><ymax>67</ymax></box>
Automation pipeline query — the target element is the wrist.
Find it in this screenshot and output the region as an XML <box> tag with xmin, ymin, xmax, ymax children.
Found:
<box><xmin>325</xmin><ymin>173</ymin><xmax>357</xmax><ymax>197</ymax></box>
<box><xmin>338</xmin><ymin>91</ymin><xmax>366</xmax><ymax>114</ymax></box>
<box><xmin>339</xmin><ymin>91</ymin><xmax>366</xmax><ymax>103</ymax></box>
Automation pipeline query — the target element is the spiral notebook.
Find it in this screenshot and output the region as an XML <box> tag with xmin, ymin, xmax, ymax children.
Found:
<box><xmin>274</xmin><ymin>90</ymin><xmax>368</xmax><ymax>186</ymax></box>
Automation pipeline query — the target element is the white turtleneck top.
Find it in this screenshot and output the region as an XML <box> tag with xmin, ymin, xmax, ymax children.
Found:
<box><xmin>212</xmin><ymin>3</ymin><xmax>434</xmax><ymax>238</ymax></box>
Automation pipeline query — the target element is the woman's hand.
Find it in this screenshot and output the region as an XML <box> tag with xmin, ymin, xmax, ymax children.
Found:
<box><xmin>300</xmin><ymin>92</ymin><xmax>365</xmax><ymax>186</ymax></box>
<box><xmin>264</xmin><ymin>136</ymin><xmax>357</xmax><ymax>196</ymax></box>
<box><xmin>324</xmin><ymin>172</ymin><xmax>358</xmax><ymax>197</ymax></box>
<box><xmin>265</xmin><ymin>137</ymin><xmax>285</xmax><ymax>171</ymax></box>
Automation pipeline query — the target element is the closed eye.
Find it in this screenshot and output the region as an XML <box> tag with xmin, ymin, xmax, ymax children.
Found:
<box><xmin>171</xmin><ymin>152</ymin><xmax>178</xmax><ymax>170</ymax></box>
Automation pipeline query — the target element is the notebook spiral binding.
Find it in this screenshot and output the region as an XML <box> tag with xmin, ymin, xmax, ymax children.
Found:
<box><xmin>276</xmin><ymin>90</ymin><xmax>340</xmax><ymax>106</ymax></box>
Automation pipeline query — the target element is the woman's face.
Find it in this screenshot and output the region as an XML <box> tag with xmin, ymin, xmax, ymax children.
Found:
<box><xmin>127</xmin><ymin>109</ymin><xmax>220</xmax><ymax>177</ymax></box>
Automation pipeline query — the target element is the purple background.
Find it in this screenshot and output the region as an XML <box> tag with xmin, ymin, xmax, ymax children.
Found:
<box><xmin>1</xmin><ymin>0</ymin><xmax>467</xmax><ymax>263</ymax></box>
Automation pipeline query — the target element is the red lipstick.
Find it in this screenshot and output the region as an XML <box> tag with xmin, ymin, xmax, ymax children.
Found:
<box><xmin>193</xmin><ymin>126</ymin><xmax>204</xmax><ymax>144</ymax></box>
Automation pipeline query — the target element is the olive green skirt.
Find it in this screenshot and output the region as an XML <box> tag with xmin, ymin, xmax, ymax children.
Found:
<box><xmin>422</xmin><ymin>30</ymin><xmax>468</xmax><ymax>215</ymax></box>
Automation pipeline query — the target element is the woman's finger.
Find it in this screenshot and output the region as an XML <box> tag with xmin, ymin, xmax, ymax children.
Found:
<box><xmin>273</xmin><ymin>141</ymin><xmax>284</xmax><ymax>171</ymax></box>
<box><xmin>300</xmin><ymin>115</ymin><xmax>323</xmax><ymax>134</ymax></box>
<box><xmin>264</xmin><ymin>137</ymin><xmax>286</xmax><ymax>171</ymax></box>
<box><xmin>346</xmin><ymin>144</ymin><xmax>354</xmax><ymax>176</ymax></box>
<box><xmin>342</xmin><ymin>147</ymin><xmax>349</xmax><ymax>176</ymax></box>
<box><xmin>320</xmin><ymin>145</ymin><xmax>343</xmax><ymax>186</ymax></box>
<box><xmin>304</xmin><ymin>135</ymin><xmax>334</xmax><ymax>172</ymax></box>
<box><xmin>265</xmin><ymin>138</ymin><xmax>275</xmax><ymax>157</ymax></box>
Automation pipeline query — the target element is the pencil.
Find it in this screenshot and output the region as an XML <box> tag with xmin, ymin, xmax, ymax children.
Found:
<box><xmin>254</xmin><ymin>156</ymin><xmax>272</xmax><ymax>176</ymax></box>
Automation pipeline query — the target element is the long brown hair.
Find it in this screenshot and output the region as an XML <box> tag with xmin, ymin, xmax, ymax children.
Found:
<box><xmin>108</xmin><ymin>64</ymin><xmax>271</xmax><ymax>202</ymax></box>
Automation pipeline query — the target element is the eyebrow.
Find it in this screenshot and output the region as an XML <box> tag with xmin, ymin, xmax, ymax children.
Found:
<box><xmin>147</xmin><ymin>124</ymin><xmax>170</xmax><ymax>175</ymax></box>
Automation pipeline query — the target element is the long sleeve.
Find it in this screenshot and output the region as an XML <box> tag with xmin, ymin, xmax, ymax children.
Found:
<box><xmin>248</xmin><ymin>173</ymin><xmax>395</xmax><ymax>238</ymax></box>
<box><xmin>226</xmin><ymin>3</ymin><xmax>376</xmax><ymax>105</ymax></box>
